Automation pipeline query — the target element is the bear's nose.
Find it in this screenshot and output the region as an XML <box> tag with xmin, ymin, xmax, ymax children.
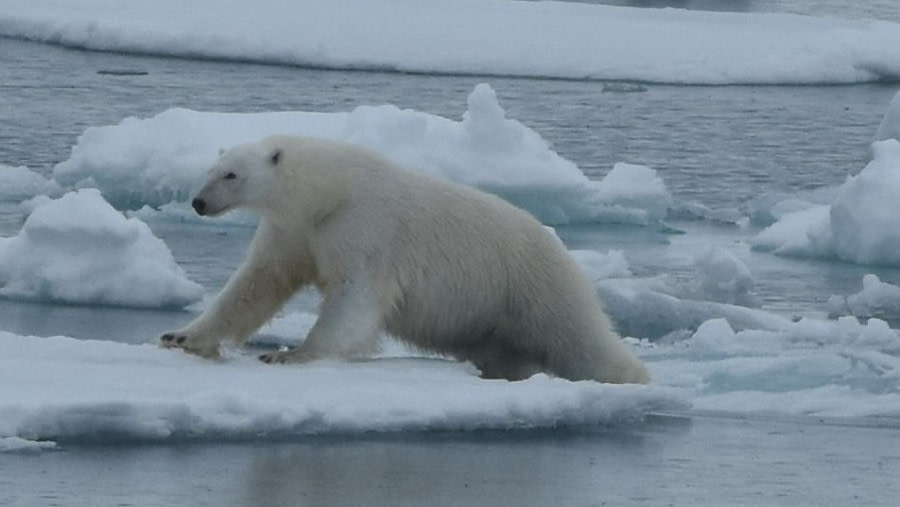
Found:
<box><xmin>192</xmin><ymin>198</ymin><xmax>207</xmax><ymax>216</ymax></box>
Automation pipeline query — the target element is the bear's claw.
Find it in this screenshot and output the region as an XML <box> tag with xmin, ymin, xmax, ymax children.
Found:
<box><xmin>259</xmin><ymin>351</ymin><xmax>291</xmax><ymax>364</ymax></box>
<box><xmin>160</xmin><ymin>333</ymin><xmax>188</xmax><ymax>345</ymax></box>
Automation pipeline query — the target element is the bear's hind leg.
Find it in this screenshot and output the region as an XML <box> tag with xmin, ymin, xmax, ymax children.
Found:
<box><xmin>452</xmin><ymin>339</ymin><xmax>545</xmax><ymax>381</ymax></box>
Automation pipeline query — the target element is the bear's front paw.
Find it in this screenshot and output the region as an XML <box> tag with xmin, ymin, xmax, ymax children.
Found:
<box><xmin>160</xmin><ymin>331</ymin><xmax>220</xmax><ymax>358</ymax></box>
<box><xmin>259</xmin><ymin>347</ymin><xmax>316</xmax><ymax>365</ymax></box>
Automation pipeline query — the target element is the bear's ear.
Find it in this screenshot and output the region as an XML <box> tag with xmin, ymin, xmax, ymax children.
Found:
<box><xmin>270</xmin><ymin>149</ymin><xmax>281</xmax><ymax>166</ymax></box>
<box><xmin>218</xmin><ymin>147</ymin><xmax>226</xmax><ymax>156</ymax></box>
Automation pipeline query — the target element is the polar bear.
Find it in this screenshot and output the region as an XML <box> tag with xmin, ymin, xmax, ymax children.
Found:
<box><xmin>161</xmin><ymin>136</ymin><xmax>649</xmax><ymax>383</ymax></box>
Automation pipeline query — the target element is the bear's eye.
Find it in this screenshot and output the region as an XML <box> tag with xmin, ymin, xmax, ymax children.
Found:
<box><xmin>224</xmin><ymin>172</ymin><xmax>237</xmax><ymax>180</ymax></box>
<box><xmin>270</xmin><ymin>150</ymin><xmax>281</xmax><ymax>165</ymax></box>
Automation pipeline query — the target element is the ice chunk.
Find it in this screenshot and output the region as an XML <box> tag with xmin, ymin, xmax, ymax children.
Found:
<box><xmin>592</xmin><ymin>162</ymin><xmax>671</xmax><ymax>224</ymax></box>
<box><xmin>0</xmin><ymin>165</ymin><xmax>62</xmax><ymax>202</ymax></box>
<box><xmin>570</xmin><ymin>249</ymin><xmax>632</xmax><ymax>281</ymax></box>
<box><xmin>642</xmin><ymin>316</ymin><xmax>900</xmax><ymax>418</ymax></box>
<box><xmin>599</xmin><ymin>277</ymin><xmax>792</xmax><ymax>341</ymax></box>
<box><xmin>0</xmin><ymin>189</ymin><xmax>203</xmax><ymax>308</ymax></box>
<box><xmin>752</xmin><ymin>205</ymin><xmax>833</xmax><ymax>258</ymax></box>
<box><xmin>52</xmin><ymin>84</ymin><xmax>670</xmax><ymax>225</ymax></box>
<box><xmin>829</xmin><ymin>140</ymin><xmax>900</xmax><ymax>265</ymax></box>
<box><xmin>753</xmin><ymin>140</ymin><xmax>900</xmax><ymax>265</ymax></box>
<box><xmin>829</xmin><ymin>274</ymin><xmax>900</xmax><ymax>323</ymax></box>
<box><xmin>693</xmin><ymin>245</ymin><xmax>755</xmax><ymax>306</ymax></box>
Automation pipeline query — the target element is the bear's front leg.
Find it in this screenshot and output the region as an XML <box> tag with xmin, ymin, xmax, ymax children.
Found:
<box><xmin>260</xmin><ymin>278</ymin><xmax>383</xmax><ymax>364</ymax></box>
<box><xmin>161</xmin><ymin>222</ymin><xmax>303</xmax><ymax>358</ymax></box>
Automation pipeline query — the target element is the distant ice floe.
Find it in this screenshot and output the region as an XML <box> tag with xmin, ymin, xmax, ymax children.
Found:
<box><xmin>52</xmin><ymin>84</ymin><xmax>670</xmax><ymax>225</ymax></box>
<box><xmin>1</xmin><ymin>0</ymin><xmax>899</xmax><ymax>85</ymax></box>
<box><xmin>0</xmin><ymin>189</ymin><xmax>203</xmax><ymax>308</ymax></box>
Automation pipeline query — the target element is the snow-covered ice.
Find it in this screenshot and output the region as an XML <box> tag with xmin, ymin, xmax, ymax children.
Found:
<box><xmin>3</xmin><ymin>301</ymin><xmax>899</xmax><ymax>451</ymax></box>
<box><xmin>51</xmin><ymin>84</ymin><xmax>670</xmax><ymax>225</ymax></box>
<box><xmin>0</xmin><ymin>331</ymin><xmax>682</xmax><ymax>450</ymax></box>
<box><xmin>0</xmin><ymin>189</ymin><xmax>203</xmax><ymax>308</ymax></box>
<box><xmin>0</xmin><ymin>0</ymin><xmax>898</xmax><ymax>85</ymax></box>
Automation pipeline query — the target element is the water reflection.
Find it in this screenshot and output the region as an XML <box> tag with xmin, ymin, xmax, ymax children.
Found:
<box><xmin>239</xmin><ymin>426</ymin><xmax>671</xmax><ymax>506</ymax></box>
<box><xmin>584</xmin><ymin>0</ymin><xmax>753</xmax><ymax>12</ymax></box>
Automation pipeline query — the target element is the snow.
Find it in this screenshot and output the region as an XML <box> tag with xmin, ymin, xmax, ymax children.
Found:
<box><xmin>0</xmin><ymin>189</ymin><xmax>203</xmax><ymax>308</ymax></box>
<box><xmin>0</xmin><ymin>331</ymin><xmax>682</xmax><ymax>449</ymax></box>
<box><xmin>0</xmin><ymin>0</ymin><xmax>899</xmax><ymax>85</ymax></box>
<box><xmin>51</xmin><ymin>84</ymin><xmax>670</xmax><ymax>225</ymax></box>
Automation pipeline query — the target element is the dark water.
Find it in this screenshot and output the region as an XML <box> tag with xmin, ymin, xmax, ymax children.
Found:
<box><xmin>585</xmin><ymin>0</ymin><xmax>900</xmax><ymax>21</ymax></box>
<box><xmin>3</xmin><ymin>415</ymin><xmax>899</xmax><ymax>507</ymax></box>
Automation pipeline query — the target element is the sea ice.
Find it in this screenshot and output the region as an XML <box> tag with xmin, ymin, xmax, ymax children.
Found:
<box><xmin>0</xmin><ymin>164</ymin><xmax>61</xmax><ymax>202</ymax></box>
<box><xmin>52</xmin><ymin>84</ymin><xmax>670</xmax><ymax>225</ymax></box>
<box><xmin>693</xmin><ymin>245</ymin><xmax>755</xmax><ymax>306</ymax></box>
<box><xmin>0</xmin><ymin>331</ymin><xmax>682</xmax><ymax>449</ymax></box>
<box><xmin>0</xmin><ymin>189</ymin><xmax>203</xmax><ymax>308</ymax></box>
<box><xmin>754</xmin><ymin>139</ymin><xmax>900</xmax><ymax>265</ymax></box>
<box><xmin>0</xmin><ymin>0</ymin><xmax>898</xmax><ymax>85</ymax></box>
<box><xmin>829</xmin><ymin>274</ymin><xmax>900</xmax><ymax>322</ymax></box>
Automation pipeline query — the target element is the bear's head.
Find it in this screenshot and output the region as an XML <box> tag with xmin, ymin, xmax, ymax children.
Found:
<box><xmin>192</xmin><ymin>139</ymin><xmax>283</xmax><ymax>217</ymax></box>
<box><xmin>193</xmin><ymin>136</ymin><xmax>359</xmax><ymax>223</ymax></box>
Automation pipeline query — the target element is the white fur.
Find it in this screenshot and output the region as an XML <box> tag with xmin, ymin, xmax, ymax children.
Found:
<box><xmin>161</xmin><ymin>136</ymin><xmax>649</xmax><ymax>383</ymax></box>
